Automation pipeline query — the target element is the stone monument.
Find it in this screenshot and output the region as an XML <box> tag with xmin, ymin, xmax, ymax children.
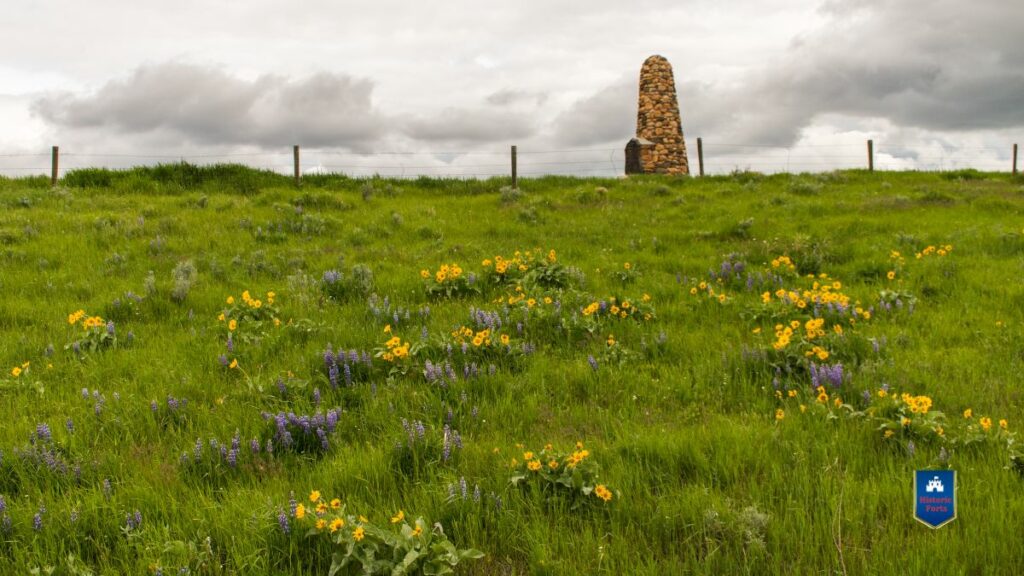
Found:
<box><xmin>625</xmin><ymin>55</ymin><xmax>689</xmax><ymax>175</ymax></box>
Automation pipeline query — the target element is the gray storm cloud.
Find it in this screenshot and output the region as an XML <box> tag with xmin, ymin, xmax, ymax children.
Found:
<box><xmin>32</xmin><ymin>63</ymin><xmax>388</xmax><ymax>148</ymax></box>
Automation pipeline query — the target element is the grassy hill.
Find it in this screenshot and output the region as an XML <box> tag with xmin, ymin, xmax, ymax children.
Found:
<box><xmin>1</xmin><ymin>166</ymin><xmax>1023</xmax><ymax>574</ymax></box>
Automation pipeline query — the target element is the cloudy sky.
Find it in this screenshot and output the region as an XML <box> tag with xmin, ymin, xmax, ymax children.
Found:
<box><xmin>1</xmin><ymin>0</ymin><xmax>1021</xmax><ymax>176</ymax></box>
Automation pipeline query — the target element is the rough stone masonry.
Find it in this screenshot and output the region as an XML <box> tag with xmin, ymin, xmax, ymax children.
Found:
<box><xmin>626</xmin><ymin>55</ymin><xmax>689</xmax><ymax>175</ymax></box>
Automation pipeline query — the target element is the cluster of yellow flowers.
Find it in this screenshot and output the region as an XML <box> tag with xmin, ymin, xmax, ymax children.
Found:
<box><xmin>495</xmin><ymin>284</ymin><xmax>555</xmax><ymax>307</ymax></box>
<box><xmin>10</xmin><ymin>361</ymin><xmax>30</xmax><ymax>378</ymax></box>
<box><xmin>900</xmin><ymin>393</ymin><xmax>933</xmax><ymax>414</ymax></box>
<box><xmin>219</xmin><ymin>290</ymin><xmax>281</xmax><ymax>327</ymax></box>
<box><xmin>227</xmin><ymin>290</ymin><xmax>274</xmax><ymax>309</ymax></box>
<box><xmin>482</xmin><ymin>248</ymin><xmax>556</xmax><ymax>276</ymax></box>
<box><xmin>582</xmin><ymin>296</ymin><xmax>653</xmax><ymax>320</ymax></box>
<box><xmin>566</xmin><ymin>446</ymin><xmax>591</xmax><ymax>468</ymax></box>
<box><xmin>771</xmin><ymin>322</ymin><xmax>796</xmax><ymax>351</ymax></box>
<box><xmin>421</xmin><ymin>263</ymin><xmax>464</xmax><ymax>284</ymax></box>
<box><xmin>300</xmin><ymin>490</ymin><xmax>385</xmax><ymax>541</ymax></box>
<box><xmin>771</xmin><ymin>256</ymin><xmax>796</xmax><ymax>271</ymax></box>
<box><xmin>381</xmin><ymin>325</ymin><xmax>410</xmax><ymax>361</ymax></box>
<box><xmin>963</xmin><ymin>409</ymin><xmax>1008</xmax><ymax>432</ymax></box>
<box><xmin>763</xmin><ymin>278</ymin><xmax>852</xmax><ymax>311</ymax></box>
<box><xmin>593</xmin><ymin>484</ymin><xmax>613</xmax><ymax>502</ymax></box>
<box><xmin>450</xmin><ymin>326</ymin><xmax>508</xmax><ymax>347</ymax></box>
<box><xmin>67</xmin><ymin>309</ymin><xmax>104</xmax><ymax>330</ymax></box>
<box><xmin>916</xmin><ymin>244</ymin><xmax>953</xmax><ymax>259</ymax></box>
<box><xmin>688</xmin><ymin>281</ymin><xmax>729</xmax><ymax>304</ymax></box>
<box><xmin>511</xmin><ymin>441</ymin><xmax>591</xmax><ymax>469</ymax></box>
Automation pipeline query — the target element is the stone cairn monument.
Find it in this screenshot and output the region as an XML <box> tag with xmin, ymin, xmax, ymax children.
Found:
<box><xmin>625</xmin><ymin>55</ymin><xmax>689</xmax><ymax>175</ymax></box>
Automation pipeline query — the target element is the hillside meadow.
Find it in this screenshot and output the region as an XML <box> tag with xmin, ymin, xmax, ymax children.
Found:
<box><xmin>1</xmin><ymin>166</ymin><xmax>1023</xmax><ymax>575</ymax></box>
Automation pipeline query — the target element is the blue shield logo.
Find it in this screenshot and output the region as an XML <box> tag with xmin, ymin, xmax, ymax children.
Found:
<box><xmin>914</xmin><ymin>470</ymin><xmax>956</xmax><ymax>528</ymax></box>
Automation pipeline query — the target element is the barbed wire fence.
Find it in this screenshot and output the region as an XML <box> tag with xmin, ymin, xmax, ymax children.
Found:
<box><xmin>0</xmin><ymin>140</ymin><xmax>1018</xmax><ymax>185</ymax></box>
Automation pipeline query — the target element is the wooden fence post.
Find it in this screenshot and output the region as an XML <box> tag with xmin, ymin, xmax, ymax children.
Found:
<box><xmin>867</xmin><ymin>139</ymin><xmax>874</xmax><ymax>172</ymax></box>
<box><xmin>696</xmin><ymin>137</ymin><xmax>704</xmax><ymax>177</ymax></box>
<box><xmin>293</xmin><ymin>145</ymin><xmax>300</xmax><ymax>185</ymax></box>
<box><xmin>511</xmin><ymin>145</ymin><xmax>517</xmax><ymax>188</ymax></box>
<box><xmin>1014</xmin><ymin>144</ymin><xmax>1018</xmax><ymax>175</ymax></box>
<box><xmin>51</xmin><ymin>146</ymin><xmax>59</xmax><ymax>186</ymax></box>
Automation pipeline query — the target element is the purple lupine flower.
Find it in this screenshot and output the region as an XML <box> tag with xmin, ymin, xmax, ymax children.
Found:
<box><xmin>36</xmin><ymin>423</ymin><xmax>52</xmax><ymax>443</ymax></box>
<box><xmin>226</xmin><ymin>334</ymin><xmax>234</xmax><ymax>353</ymax></box>
<box><xmin>326</xmin><ymin>409</ymin><xmax>339</xmax><ymax>432</ymax></box>
<box><xmin>906</xmin><ymin>441</ymin><xmax>916</xmax><ymax>458</ymax></box>
<box><xmin>194</xmin><ymin>439</ymin><xmax>203</xmax><ymax>460</ymax></box>
<box><xmin>459</xmin><ymin>477</ymin><xmax>468</xmax><ymax>499</ymax></box>
<box><xmin>588</xmin><ymin>355</ymin><xmax>599</xmax><ymax>372</ymax></box>
<box><xmin>250</xmin><ymin>438</ymin><xmax>261</xmax><ymax>454</ymax></box>
<box><xmin>442</xmin><ymin>425</ymin><xmax>452</xmax><ymax>461</ymax></box>
<box><xmin>33</xmin><ymin>511</ymin><xmax>43</xmax><ymax>531</ymax></box>
<box><xmin>82</xmin><ymin>388</ymin><xmax>89</xmax><ymax>400</ymax></box>
<box><xmin>150</xmin><ymin>400</ymin><xmax>159</xmax><ymax>413</ymax></box>
<box><xmin>323</xmin><ymin>345</ymin><xmax>334</xmax><ymax>368</ymax></box>
<box><xmin>73</xmin><ymin>341</ymin><xmax>81</xmax><ymax>355</ymax></box>
<box><xmin>265</xmin><ymin>438</ymin><xmax>274</xmax><ymax>454</ymax></box>
<box><xmin>288</xmin><ymin>492</ymin><xmax>297</xmax><ymax>516</ymax></box>
<box><xmin>317</xmin><ymin>427</ymin><xmax>329</xmax><ymax>451</ymax></box>
<box><xmin>278</xmin><ymin>509</ymin><xmax>290</xmax><ymax>534</ymax></box>
<box><xmin>106</xmin><ymin>321</ymin><xmax>116</xmax><ymax>336</ymax></box>
<box><xmin>180</xmin><ymin>452</ymin><xmax>190</xmax><ymax>465</ymax></box>
<box><xmin>313</xmin><ymin>387</ymin><xmax>321</xmax><ymax>406</ymax></box>
<box><xmin>218</xmin><ymin>354</ymin><xmax>229</xmax><ymax>367</ymax></box>
<box><xmin>167</xmin><ymin>396</ymin><xmax>179</xmax><ymax>411</ymax></box>
<box><xmin>70</xmin><ymin>508</ymin><xmax>79</xmax><ymax>523</ymax></box>
<box><xmin>0</xmin><ymin>496</ymin><xmax>5</xmax><ymax>514</ymax></box>
<box><xmin>1</xmin><ymin>515</ymin><xmax>11</xmax><ymax>534</ymax></box>
<box><xmin>65</xmin><ymin>418</ymin><xmax>74</xmax><ymax>433</ymax></box>
<box><xmin>227</xmin><ymin>449</ymin><xmax>238</xmax><ymax>468</ymax></box>
<box><xmin>327</xmin><ymin>363</ymin><xmax>339</xmax><ymax>389</ymax></box>
<box><xmin>276</xmin><ymin>378</ymin><xmax>287</xmax><ymax>396</ymax></box>
<box><xmin>473</xmin><ymin>484</ymin><xmax>481</xmax><ymax>502</ymax></box>
<box><xmin>414</xmin><ymin>420</ymin><xmax>425</xmax><ymax>439</ymax></box>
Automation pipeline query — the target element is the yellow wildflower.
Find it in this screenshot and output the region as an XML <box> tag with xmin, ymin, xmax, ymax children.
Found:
<box><xmin>330</xmin><ymin>518</ymin><xmax>344</xmax><ymax>533</ymax></box>
<box><xmin>353</xmin><ymin>526</ymin><xmax>365</xmax><ymax>541</ymax></box>
<box><xmin>775</xmin><ymin>409</ymin><xmax>785</xmax><ymax>421</ymax></box>
<box><xmin>295</xmin><ymin>504</ymin><xmax>305</xmax><ymax>519</ymax></box>
<box><xmin>309</xmin><ymin>490</ymin><xmax>321</xmax><ymax>502</ymax></box>
<box><xmin>390</xmin><ymin>510</ymin><xmax>404</xmax><ymax>524</ymax></box>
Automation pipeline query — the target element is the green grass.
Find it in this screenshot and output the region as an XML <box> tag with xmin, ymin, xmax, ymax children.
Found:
<box><xmin>1</xmin><ymin>165</ymin><xmax>1023</xmax><ymax>574</ymax></box>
